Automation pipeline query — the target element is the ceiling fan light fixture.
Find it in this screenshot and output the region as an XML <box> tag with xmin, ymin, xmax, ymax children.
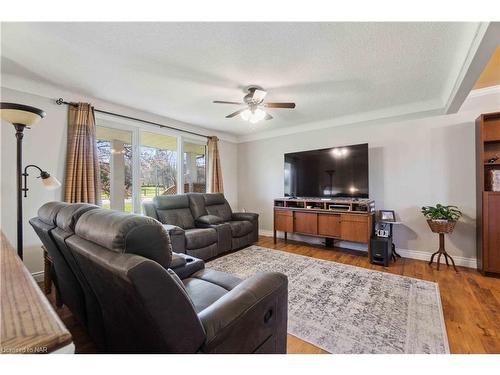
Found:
<box><xmin>240</xmin><ymin>108</ymin><xmax>267</xmax><ymax>123</ymax></box>
<box><xmin>240</xmin><ymin>108</ymin><xmax>252</xmax><ymax>121</ymax></box>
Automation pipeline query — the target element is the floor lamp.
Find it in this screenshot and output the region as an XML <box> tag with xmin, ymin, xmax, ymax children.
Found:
<box><xmin>0</xmin><ymin>102</ymin><xmax>61</xmax><ymax>259</ymax></box>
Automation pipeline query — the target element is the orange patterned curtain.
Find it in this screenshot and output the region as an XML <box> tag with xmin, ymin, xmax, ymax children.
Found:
<box><xmin>207</xmin><ymin>136</ymin><xmax>224</xmax><ymax>193</ymax></box>
<box><xmin>64</xmin><ymin>103</ymin><xmax>100</xmax><ymax>204</ymax></box>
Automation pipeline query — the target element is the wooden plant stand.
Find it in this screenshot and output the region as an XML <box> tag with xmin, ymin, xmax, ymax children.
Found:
<box><xmin>428</xmin><ymin>227</ymin><xmax>458</xmax><ymax>272</ymax></box>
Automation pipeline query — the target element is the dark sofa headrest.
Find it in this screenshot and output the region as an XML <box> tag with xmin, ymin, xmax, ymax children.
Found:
<box><xmin>153</xmin><ymin>195</ymin><xmax>189</xmax><ymax>210</ymax></box>
<box><xmin>56</xmin><ymin>203</ymin><xmax>100</xmax><ymax>232</ymax></box>
<box><xmin>75</xmin><ymin>208</ymin><xmax>172</xmax><ymax>268</ymax></box>
<box><xmin>37</xmin><ymin>202</ymin><xmax>69</xmax><ymax>225</ymax></box>
<box><xmin>204</xmin><ymin>193</ymin><xmax>226</xmax><ymax>206</ymax></box>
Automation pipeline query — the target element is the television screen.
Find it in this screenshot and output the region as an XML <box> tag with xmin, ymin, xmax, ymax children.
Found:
<box><xmin>284</xmin><ymin>143</ymin><xmax>369</xmax><ymax>198</ymax></box>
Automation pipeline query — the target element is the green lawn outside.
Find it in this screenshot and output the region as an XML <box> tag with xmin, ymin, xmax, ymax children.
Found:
<box><xmin>100</xmin><ymin>186</ymin><xmax>164</xmax><ymax>213</ymax></box>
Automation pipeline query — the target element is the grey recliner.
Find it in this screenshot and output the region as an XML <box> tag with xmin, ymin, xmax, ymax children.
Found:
<box><xmin>63</xmin><ymin>207</ymin><xmax>288</xmax><ymax>353</ymax></box>
<box><xmin>144</xmin><ymin>193</ymin><xmax>259</xmax><ymax>260</ymax></box>
<box><xmin>30</xmin><ymin>202</ymin><xmax>205</xmax><ymax>351</ymax></box>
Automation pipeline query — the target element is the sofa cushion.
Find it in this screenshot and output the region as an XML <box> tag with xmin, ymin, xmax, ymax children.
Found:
<box><xmin>187</xmin><ymin>193</ymin><xmax>207</xmax><ymax>219</ymax></box>
<box><xmin>153</xmin><ymin>195</ymin><xmax>189</xmax><ymax>210</ymax></box>
<box><xmin>37</xmin><ymin>201</ymin><xmax>68</xmax><ymax>225</ymax></box>
<box><xmin>204</xmin><ymin>193</ymin><xmax>232</xmax><ymax>222</ymax></box>
<box><xmin>157</xmin><ymin>208</ymin><xmax>195</xmax><ymax>229</ymax></box>
<box><xmin>75</xmin><ymin>209</ymin><xmax>172</xmax><ymax>268</ymax></box>
<box><xmin>228</xmin><ymin>220</ymin><xmax>253</xmax><ymax>238</ymax></box>
<box><xmin>196</xmin><ymin>215</ymin><xmax>224</xmax><ymax>226</ymax></box>
<box><xmin>185</xmin><ymin>228</ymin><xmax>217</xmax><ymax>250</ymax></box>
<box><xmin>56</xmin><ymin>203</ymin><xmax>99</xmax><ymax>232</ymax></box>
<box><xmin>190</xmin><ymin>269</ymin><xmax>241</xmax><ymax>291</ymax></box>
<box><xmin>182</xmin><ymin>277</ymin><xmax>228</xmax><ymax>313</ymax></box>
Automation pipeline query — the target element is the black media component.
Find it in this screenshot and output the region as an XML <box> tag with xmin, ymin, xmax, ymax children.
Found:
<box><xmin>370</xmin><ymin>237</ymin><xmax>393</xmax><ymax>267</ymax></box>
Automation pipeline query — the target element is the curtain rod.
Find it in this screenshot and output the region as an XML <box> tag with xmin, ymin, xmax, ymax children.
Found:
<box><xmin>55</xmin><ymin>98</ymin><xmax>209</xmax><ymax>139</ymax></box>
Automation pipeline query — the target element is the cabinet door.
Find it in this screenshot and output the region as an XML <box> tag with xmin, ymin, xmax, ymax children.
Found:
<box><xmin>294</xmin><ymin>212</ymin><xmax>318</xmax><ymax>235</ymax></box>
<box><xmin>485</xmin><ymin>193</ymin><xmax>500</xmax><ymax>272</ymax></box>
<box><xmin>341</xmin><ymin>215</ymin><xmax>369</xmax><ymax>243</ymax></box>
<box><xmin>318</xmin><ymin>214</ymin><xmax>341</xmax><ymax>237</ymax></box>
<box><xmin>274</xmin><ymin>210</ymin><xmax>293</xmax><ymax>232</ymax></box>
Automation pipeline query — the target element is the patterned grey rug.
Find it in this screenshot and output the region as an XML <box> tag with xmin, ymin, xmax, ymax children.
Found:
<box><xmin>207</xmin><ymin>246</ymin><xmax>449</xmax><ymax>354</ymax></box>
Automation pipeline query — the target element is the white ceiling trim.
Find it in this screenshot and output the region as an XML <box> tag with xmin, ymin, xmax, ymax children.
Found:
<box><xmin>444</xmin><ymin>22</ymin><xmax>500</xmax><ymax>114</ymax></box>
<box><xmin>467</xmin><ymin>84</ymin><xmax>500</xmax><ymax>98</ymax></box>
<box><xmin>237</xmin><ymin>98</ymin><xmax>443</xmax><ymax>143</ymax></box>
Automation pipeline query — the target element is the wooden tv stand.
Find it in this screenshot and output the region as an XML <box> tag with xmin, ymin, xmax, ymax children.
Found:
<box><xmin>273</xmin><ymin>198</ymin><xmax>375</xmax><ymax>253</ymax></box>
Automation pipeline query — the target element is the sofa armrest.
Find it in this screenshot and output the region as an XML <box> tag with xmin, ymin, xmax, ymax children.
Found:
<box><xmin>162</xmin><ymin>224</ymin><xmax>186</xmax><ymax>253</ymax></box>
<box><xmin>231</xmin><ymin>212</ymin><xmax>258</xmax><ymax>222</ymax></box>
<box><xmin>195</xmin><ymin>215</ymin><xmax>224</xmax><ymax>226</ymax></box>
<box><xmin>170</xmin><ymin>253</ymin><xmax>205</xmax><ymax>279</ymax></box>
<box><xmin>194</xmin><ymin>220</ymin><xmax>232</xmax><ymax>253</ymax></box>
<box><xmin>197</xmin><ymin>272</ymin><xmax>288</xmax><ymax>353</ymax></box>
<box><xmin>170</xmin><ymin>253</ymin><xmax>187</xmax><ymax>268</ymax></box>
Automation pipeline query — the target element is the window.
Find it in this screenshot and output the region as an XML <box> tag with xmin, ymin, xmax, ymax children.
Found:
<box><xmin>95</xmin><ymin>118</ymin><xmax>207</xmax><ymax>214</ymax></box>
<box><xmin>96</xmin><ymin>126</ymin><xmax>133</xmax><ymax>212</ymax></box>
<box><xmin>140</xmin><ymin>131</ymin><xmax>178</xmax><ymax>211</ymax></box>
<box><xmin>183</xmin><ymin>141</ymin><xmax>207</xmax><ymax>193</ymax></box>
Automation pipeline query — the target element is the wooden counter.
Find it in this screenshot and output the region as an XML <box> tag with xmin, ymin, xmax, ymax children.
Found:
<box><xmin>0</xmin><ymin>231</ymin><xmax>73</xmax><ymax>354</ymax></box>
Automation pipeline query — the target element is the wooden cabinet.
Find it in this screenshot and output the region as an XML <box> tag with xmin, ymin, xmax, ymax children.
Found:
<box><xmin>476</xmin><ymin>112</ymin><xmax>500</xmax><ymax>275</ymax></box>
<box><xmin>274</xmin><ymin>210</ymin><xmax>293</xmax><ymax>232</ymax></box>
<box><xmin>294</xmin><ymin>212</ymin><xmax>318</xmax><ymax>235</ymax></box>
<box><xmin>484</xmin><ymin>192</ymin><xmax>500</xmax><ymax>272</ymax></box>
<box><xmin>340</xmin><ymin>214</ymin><xmax>370</xmax><ymax>243</ymax></box>
<box><xmin>318</xmin><ymin>214</ymin><xmax>341</xmax><ymax>237</ymax></box>
<box><xmin>273</xmin><ymin>201</ymin><xmax>374</xmax><ymax>250</ymax></box>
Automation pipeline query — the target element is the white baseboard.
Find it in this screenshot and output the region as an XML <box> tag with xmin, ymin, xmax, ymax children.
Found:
<box><xmin>396</xmin><ymin>248</ymin><xmax>477</xmax><ymax>269</ymax></box>
<box><xmin>259</xmin><ymin>229</ymin><xmax>477</xmax><ymax>269</ymax></box>
<box><xmin>32</xmin><ymin>271</ymin><xmax>44</xmax><ymax>283</ymax></box>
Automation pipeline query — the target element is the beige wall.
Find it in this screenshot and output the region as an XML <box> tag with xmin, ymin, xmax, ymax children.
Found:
<box><xmin>0</xmin><ymin>87</ymin><xmax>238</xmax><ymax>273</ymax></box>
<box><xmin>237</xmin><ymin>88</ymin><xmax>500</xmax><ymax>263</ymax></box>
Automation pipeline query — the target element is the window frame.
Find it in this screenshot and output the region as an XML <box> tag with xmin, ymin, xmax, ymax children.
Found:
<box><xmin>95</xmin><ymin>112</ymin><xmax>208</xmax><ymax>214</ymax></box>
<box><xmin>182</xmin><ymin>137</ymin><xmax>208</xmax><ymax>194</ymax></box>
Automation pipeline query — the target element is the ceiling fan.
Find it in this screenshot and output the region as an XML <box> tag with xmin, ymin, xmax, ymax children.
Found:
<box><xmin>213</xmin><ymin>86</ymin><xmax>296</xmax><ymax>124</ymax></box>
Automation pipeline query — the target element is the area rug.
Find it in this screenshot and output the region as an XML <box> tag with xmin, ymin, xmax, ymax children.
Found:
<box><xmin>206</xmin><ymin>246</ymin><xmax>449</xmax><ymax>354</ymax></box>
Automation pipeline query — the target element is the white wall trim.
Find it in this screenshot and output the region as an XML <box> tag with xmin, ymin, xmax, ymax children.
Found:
<box><xmin>396</xmin><ymin>248</ymin><xmax>477</xmax><ymax>269</ymax></box>
<box><xmin>237</xmin><ymin>100</ymin><xmax>443</xmax><ymax>143</ymax></box>
<box><xmin>32</xmin><ymin>271</ymin><xmax>44</xmax><ymax>283</ymax></box>
<box><xmin>444</xmin><ymin>22</ymin><xmax>500</xmax><ymax>114</ymax></box>
<box><xmin>467</xmin><ymin>84</ymin><xmax>500</xmax><ymax>98</ymax></box>
<box><xmin>259</xmin><ymin>229</ymin><xmax>477</xmax><ymax>269</ymax></box>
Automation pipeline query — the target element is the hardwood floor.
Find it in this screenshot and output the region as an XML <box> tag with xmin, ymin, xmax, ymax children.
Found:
<box><xmin>43</xmin><ymin>236</ymin><xmax>500</xmax><ymax>354</ymax></box>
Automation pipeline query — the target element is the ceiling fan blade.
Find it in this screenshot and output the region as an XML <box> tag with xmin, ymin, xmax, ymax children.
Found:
<box><xmin>226</xmin><ymin>108</ymin><xmax>247</xmax><ymax>118</ymax></box>
<box><xmin>265</xmin><ymin>113</ymin><xmax>273</xmax><ymax>120</ymax></box>
<box><xmin>213</xmin><ymin>100</ymin><xmax>244</xmax><ymax>105</ymax></box>
<box><xmin>264</xmin><ymin>102</ymin><xmax>296</xmax><ymax>109</ymax></box>
<box><xmin>252</xmin><ymin>89</ymin><xmax>267</xmax><ymax>102</ymax></box>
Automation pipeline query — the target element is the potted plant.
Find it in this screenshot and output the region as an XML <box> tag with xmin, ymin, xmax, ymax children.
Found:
<box><xmin>421</xmin><ymin>204</ymin><xmax>462</xmax><ymax>234</ymax></box>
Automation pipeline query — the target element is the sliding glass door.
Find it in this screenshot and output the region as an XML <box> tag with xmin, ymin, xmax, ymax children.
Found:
<box><xmin>95</xmin><ymin>117</ymin><xmax>207</xmax><ymax>214</ymax></box>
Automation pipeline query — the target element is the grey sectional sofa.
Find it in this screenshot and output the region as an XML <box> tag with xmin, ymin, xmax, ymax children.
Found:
<box><xmin>30</xmin><ymin>202</ymin><xmax>287</xmax><ymax>353</ymax></box>
<box><xmin>143</xmin><ymin>193</ymin><xmax>259</xmax><ymax>260</ymax></box>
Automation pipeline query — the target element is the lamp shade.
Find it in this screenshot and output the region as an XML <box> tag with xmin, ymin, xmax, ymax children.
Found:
<box><xmin>0</xmin><ymin>102</ymin><xmax>46</xmax><ymax>126</ymax></box>
<box><xmin>41</xmin><ymin>174</ymin><xmax>62</xmax><ymax>190</ymax></box>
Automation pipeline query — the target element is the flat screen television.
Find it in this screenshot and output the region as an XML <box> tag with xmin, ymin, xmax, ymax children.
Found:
<box><xmin>284</xmin><ymin>143</ymin><xmax>369</xmax><ymax>198</ymax></box>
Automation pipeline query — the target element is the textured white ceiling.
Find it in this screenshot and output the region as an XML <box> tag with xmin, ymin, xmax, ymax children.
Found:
<box><xmin>0</xmin><ymin>22</ymin><xmax>482</xmax><ymax>138</ymax></box>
